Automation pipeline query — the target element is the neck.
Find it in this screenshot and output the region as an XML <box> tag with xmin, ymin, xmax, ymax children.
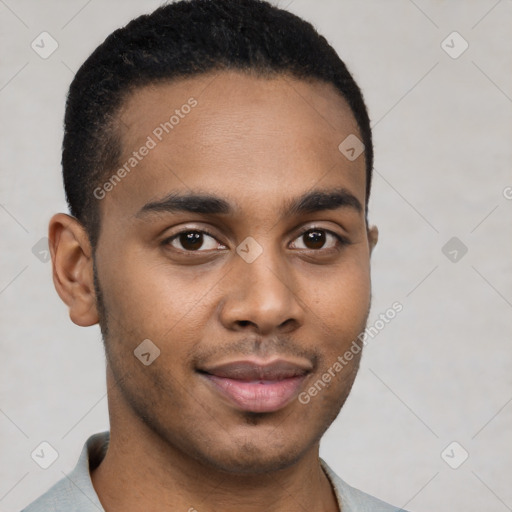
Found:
<box><xmin>90</xmin><ymin>375</ymin><xmax>339</xmax><ymax>512</ymax></box>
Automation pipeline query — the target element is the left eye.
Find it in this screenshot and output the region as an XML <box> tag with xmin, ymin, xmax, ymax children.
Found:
<box><xmin>290</xmin><ymin>228</ymin><xmax>344</xmax><ymax>251</ymax></box>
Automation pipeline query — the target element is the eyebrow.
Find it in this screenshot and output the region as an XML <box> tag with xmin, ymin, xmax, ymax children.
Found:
<box><xmin>136</xmin><ymin>187</ymin><xmax>363</xmax><ymax>220</ymax></box>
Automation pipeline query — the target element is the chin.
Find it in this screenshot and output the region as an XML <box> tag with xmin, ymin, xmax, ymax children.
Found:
<box><xmin>198</xmin><ymin>442</ymin><xmax>307</xmax><ymax>475</ymax></box>
<box><xmin>175</xmin><ymin>419</ymin><xmax>310</xmax><ymax>475</ymax></box>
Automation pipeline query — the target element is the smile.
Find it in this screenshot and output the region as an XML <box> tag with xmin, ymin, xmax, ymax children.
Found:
<box><xmin>197</xmin><ymin>358</ymin><xmax>312</xmax><ymax>413</ymax></box>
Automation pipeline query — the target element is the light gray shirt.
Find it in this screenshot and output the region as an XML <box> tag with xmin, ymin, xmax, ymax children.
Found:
<box><xmin>21</xmin><ymin>431</ymin><xmax>408</xmax><ymax>512</ymax></box>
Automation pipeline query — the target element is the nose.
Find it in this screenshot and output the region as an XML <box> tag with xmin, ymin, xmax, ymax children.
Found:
<box><xmin>218</xmin><ymin>245</ymin><xmax>305</xmax><ymax>335</ymax></box>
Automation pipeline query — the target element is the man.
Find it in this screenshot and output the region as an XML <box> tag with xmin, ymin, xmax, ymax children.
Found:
<box><xmin>22</xmin><ymin>0</ymin><xmax>408</xmax><ymax>510</ymax></box>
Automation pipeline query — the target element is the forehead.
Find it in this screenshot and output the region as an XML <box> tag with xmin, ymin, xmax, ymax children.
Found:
<box><xmin>101</xmin><ymin>70</ymin><xmax>366</xmax><ymax>221</ymax></box>
<box><xmin>118</xmin><ymin>70</ymin><xmax>361</xmax><ymax>151</ymax></box>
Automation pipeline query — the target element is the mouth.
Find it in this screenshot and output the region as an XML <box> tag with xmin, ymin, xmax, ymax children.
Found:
<box><xmin>197</xmin><ymin>358</ymin><xmax>312</xmax><ymax>413</ymax></box>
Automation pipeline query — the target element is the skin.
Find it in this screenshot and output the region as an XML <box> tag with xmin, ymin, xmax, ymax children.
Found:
<box><xmin>49</xmin><ymin>70</ymin><xmax>378</xmax><ymax>512</ymax></box>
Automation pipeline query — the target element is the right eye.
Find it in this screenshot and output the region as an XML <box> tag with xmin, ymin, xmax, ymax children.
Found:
<box><xmin>162</xmin><ymin>229</ymin><xmax>227</xmax><ymax>252</ymax></box>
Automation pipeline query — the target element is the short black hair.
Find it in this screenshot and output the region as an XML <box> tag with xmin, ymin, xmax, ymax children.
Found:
<box><xmin>62</xmin><ymin>0</ymin><xmax>373</xmax><ymax>249</ymax></box>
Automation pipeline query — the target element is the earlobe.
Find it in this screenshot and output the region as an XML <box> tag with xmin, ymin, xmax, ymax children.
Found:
<box><xmin>368</xmin><ymin>224</ymin><xmax>379</xmax><ymax>256</ymax></box>
<box><xmin>48</xmin><ymin>213</ymin><xmax>99</xmax><ymax>327</ymax></box>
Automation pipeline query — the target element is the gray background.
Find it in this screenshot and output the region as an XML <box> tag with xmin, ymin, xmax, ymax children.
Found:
<box><xmin>1</xmin><ymin>1</ymin><xmax>511</xmax><ymax>510</ymax></box>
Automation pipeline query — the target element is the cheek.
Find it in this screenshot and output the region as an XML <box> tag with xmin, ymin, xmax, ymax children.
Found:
<box><xmin>100</xmin><ymin>248</ymin><xmax>209</xmax><ymax>332</ymax></box>
<box><xmin>301</xmin><ymin>257</ymin><xmax>371</xmax><ymax>364</ymax></box>
<box><xmin>304</xmin><ymin>256</ymin><xmax>371</xmax><ymax>322</ymax></box>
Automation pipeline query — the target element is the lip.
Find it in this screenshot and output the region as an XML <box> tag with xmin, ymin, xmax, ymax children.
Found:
<box><xmin>198</xmin><ymin>358</ymin><xmax>312</xmax><ymax>413</ymax></box>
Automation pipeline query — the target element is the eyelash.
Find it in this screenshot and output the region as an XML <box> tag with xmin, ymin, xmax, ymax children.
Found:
<box><xmin>162</xmin><ymin>226</ymin><xmax>350</xmax><ymax>253</ymax></box>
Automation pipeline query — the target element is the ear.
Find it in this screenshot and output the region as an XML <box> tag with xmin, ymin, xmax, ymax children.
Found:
<box><xmin>367</xmin><ymin>224</ymin><xmax>379</xmax><ymax>256</ymax></box>
<box><xmin>48</xmin><ymin>213</ymin><xmax>99</xmax><ymax>327</ymax></box>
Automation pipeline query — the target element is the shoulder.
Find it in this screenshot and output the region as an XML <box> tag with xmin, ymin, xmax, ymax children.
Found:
<box><xmin>20</xmin><ymin>431</ymin><xmax>109</xmax><ymax>512</ymax></box>
<box><xmin>320</xmin><ymin>458</ymin><xmax>410</xmax><ymax>512</ymax></box>
<box><xmin>21</xmin><ymin>476</ymin><xmax>75</xmax><ymax>512</ymax></box>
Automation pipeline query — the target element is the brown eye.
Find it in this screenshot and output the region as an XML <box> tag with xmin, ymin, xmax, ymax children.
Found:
<box><xmin>178</xmin><ymin>232</ymin><xmax>204</xmax><ymax>251</ymax></box>
<box><xmin>164</xmin><ymin>230</ymin><xmax>225</xmax><ymax>252</ymax></box>
<box><xmin>290</xmin><ymin>228</ymin><xmax>347</xmax><ymax>251</ymax></box>
<box><xmin>303</xmin><ymin>230</ymin><xmax>326</xmax><ymax>249</ymax></box>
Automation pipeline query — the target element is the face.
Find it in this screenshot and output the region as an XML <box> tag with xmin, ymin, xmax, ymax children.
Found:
<box><xmin>86</xmin><ymin>71</ymin><xmax>377</xmax><ymax>474</ymax></box>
